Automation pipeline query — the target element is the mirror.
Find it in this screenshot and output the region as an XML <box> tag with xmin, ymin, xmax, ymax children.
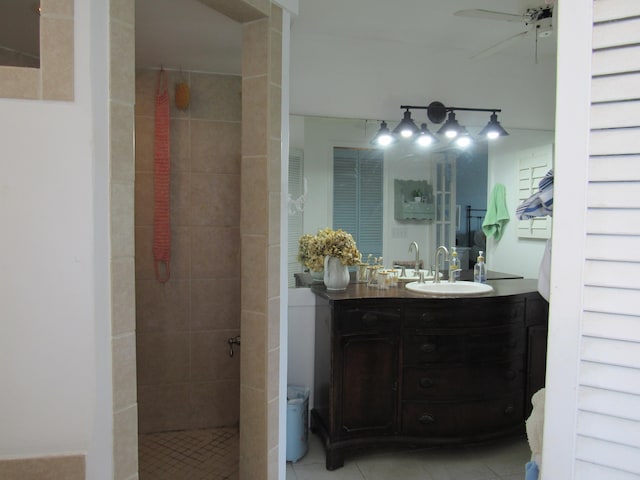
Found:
<box><xmin>288</xmin><ymin>114</ymin><xmax>554</xmax><ymax>286</ymax></box>
<box><xmin>0</xmin><ymin>0</ymin><xmax>40</xmax><ymax>68</ymax></box>
<box><xmin>0</xmin><ymin>0</ymin><xmax>74</xmax><ymax>101</ymax></box>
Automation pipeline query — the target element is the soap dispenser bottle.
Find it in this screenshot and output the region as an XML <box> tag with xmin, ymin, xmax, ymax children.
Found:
<box><xmin>474</xmin><ymin>251</ymin><xmax>486</xmax><ymax>283</ymax></box>
<box><xmin>449</xmin><ymin>246</ymin><xmax>460</xmax><ymax>281</ymax></box>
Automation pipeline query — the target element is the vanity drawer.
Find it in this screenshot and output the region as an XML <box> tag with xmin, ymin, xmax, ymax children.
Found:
<box><xmin>402</xmin><ymin>361</ymin><xmax>523</xmax><ymax>400</ymax></box>
<box><xmin>405</xmin><ymin>298</ymin><xmax>524</xmax><ymax>329</ymax></box>
<box><xmin>403</xmin><ymin>326</ymin><xmax>525</xmax><ymax>364</ymax></box>
<box><xmin>335</xmin><ymin>305</ymin><xmax>401</xmax><ymax>335</ymax></box>
<box><xmin>401</xmin><ymin>395</ymin><xmax>524</xmax><ymax>437</ymax></box>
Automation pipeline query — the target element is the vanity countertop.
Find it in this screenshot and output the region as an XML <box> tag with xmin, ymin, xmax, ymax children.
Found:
<box><xmin>311</xmin><ymin>271</ymin><xmax>537</xmax><ymax>301</ymax></box>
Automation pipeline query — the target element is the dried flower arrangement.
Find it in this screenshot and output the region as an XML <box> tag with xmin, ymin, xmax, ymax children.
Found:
<box><xmin>297</xmin><ymin>227</ymin><xmax>362</xmax><ymax>272</ymax></box>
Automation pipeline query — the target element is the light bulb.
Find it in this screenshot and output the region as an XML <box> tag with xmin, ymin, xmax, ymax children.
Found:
<box><xmin>486</xmin><ymin>131</ymin><xmax>499</xmax><ymax>140</ymax></box>
<box><xmin>445</xmin><ymin>130</ymin><xmax>458</xmax><ymax>139</ymax></box>
<box><xmin>456</xmin><ymin>136</ymin><xmax>471</xmax><ymax>148</ymax></box>
<box><xmin>400</xmin><ymin>128</ymin><xmax>414</xmax><ymax>138</ymax></box>
<box><xmin>377</xmin><ymin>134</ymin><xmax>393</xmax><ymax>146</ymax></box>
<box><xmin>416</xmin><ymin>135</ymin><xmax>433</xmax><ymax>147</ymax></box>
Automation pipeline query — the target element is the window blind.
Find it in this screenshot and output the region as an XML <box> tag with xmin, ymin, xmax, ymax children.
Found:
<box><xmin>333</xmin><ymin>147</ymin><xmax>383</xmax><ymax>259</ymax></box>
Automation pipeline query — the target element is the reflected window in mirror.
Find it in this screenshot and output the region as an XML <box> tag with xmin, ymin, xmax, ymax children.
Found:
<box><xmin>0</xmin><ymin>0</ymin><xmax>40</xmax><ymax>68</ymax></box>
<box><xmin>434</xmin><ymin>154</ymin><xmax>456</xmax><ymax>254</ymax></box>
<box><xmin>456</xmin><ymin>143</ymin><xmax>488</xmax><ymax>252</ymax></box>
<box><xmin>333</xmin><ymin>147</ymin><xmax>383</xmax><ymax>261</ymax></box>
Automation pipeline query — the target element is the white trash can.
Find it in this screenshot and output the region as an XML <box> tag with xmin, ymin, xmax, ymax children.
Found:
<box><xmin>286</xmin><ymin>385</ymin><xmax>310</xmax><ymax>462</ymax></box>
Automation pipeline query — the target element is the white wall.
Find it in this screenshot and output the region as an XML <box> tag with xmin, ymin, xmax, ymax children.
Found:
<box><xmin>0</xmin><ymin>0</ymin><xmax>111</xmax><ymax>470</ymax></box>
<box><xmin>487</xmin><ymin>129</ymin><xmax>555</xmax><ymax>278</ymax></box>
<box><xmin>287</xmin><ymin>288</ymin><xmax>316</xmax><ymax>410</ymax></box>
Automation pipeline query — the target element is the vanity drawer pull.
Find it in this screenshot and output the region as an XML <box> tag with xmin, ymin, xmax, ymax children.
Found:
<box><xmin>419</xmin><ymin>414</ymin><xmax>435</xmax><ymax>424</ymax></box>
<box><xmin>420</xmin><ymin>313</ymin><xmax>432</xmax><ymax>322</ymax></box>
<box><xmin>504</xmin><ymin>405</ymin><xmax>515</xmax><ymax>415</ymax></box>
<box><xmin>362</xmin><ymin>312</ymin><xmax>378</xmax><ymax>327</ymax></box>
<box><xmin>504</xmin><ymin>369</ymin><xmax>517</xmax><ymax>381</ymax></box>
<box><xmin>419</xmin><ymin>377</ymin><xmax>434</xmax><ymax>388</ymax></box>
<box><xmin>419</xmin><ymin>343</ymin><xmax>436</xmax><ymax>353</ymax></box>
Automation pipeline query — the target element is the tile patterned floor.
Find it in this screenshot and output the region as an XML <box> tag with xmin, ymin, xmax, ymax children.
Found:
<box><xmin>287</xmin><ymin>432</ymin><xmax>531</xmax><ymax>480</ymax></box>
<box><xmin>138</xmin><ymin>426</ymin><xmax>530</xmax><ymax>480</ymax></box>
<box><xmin>138</xmin><ymin>427</ymin><xmax>239</xmax><ymax>480</ymax></box>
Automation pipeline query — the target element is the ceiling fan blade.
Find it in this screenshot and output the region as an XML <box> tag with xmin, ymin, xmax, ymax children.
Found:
<box><xmin>472</xmin><ymin>29</ymin><xmax>530</xmax><ymax>59</ymax></box>
<box><xmin>454</xmin><ymin>9</ymin><xmax>525</xmax><ymax>23</ymax></box>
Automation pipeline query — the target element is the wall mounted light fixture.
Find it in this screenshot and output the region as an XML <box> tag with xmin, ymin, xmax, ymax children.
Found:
<box><xmin>371</xmin><ymin>101</ymin><xmax>509</xmax><ymax>148</ymax></box>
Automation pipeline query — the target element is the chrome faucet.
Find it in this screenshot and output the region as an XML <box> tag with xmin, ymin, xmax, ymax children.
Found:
<box><xmin>409</xmin><ymin>241</ymin><xmax>420</xmax><ymax>274</ymax></box>
<box><xmin>433</xmin><ymin>245</ymin><xmax>449</xmax><ymax>283</ymax></box>
<box><xmin>449</xmin><ymin>268</ymin><xmax>461</xmax><ymax>283</ymax></box>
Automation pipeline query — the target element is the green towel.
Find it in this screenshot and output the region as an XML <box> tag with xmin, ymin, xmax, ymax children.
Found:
<box><xmin>482</xmin><ymin>183</ymin><xmax>510</xmax><ymax>241</ymax></box>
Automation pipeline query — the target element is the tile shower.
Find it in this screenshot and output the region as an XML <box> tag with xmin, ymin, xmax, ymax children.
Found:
<box><xmin>134</xmin><ymin>68</ymin><xmax>242</xmax><ymax>436</ymax></box>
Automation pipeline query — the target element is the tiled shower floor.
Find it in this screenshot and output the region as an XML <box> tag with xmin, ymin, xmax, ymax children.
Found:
<box><xmin>138</xmin><ymin>427</ymin><xmax>239</xmax><ymax>480</ymax></box>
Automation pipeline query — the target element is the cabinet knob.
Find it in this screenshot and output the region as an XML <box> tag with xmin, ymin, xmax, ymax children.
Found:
<box><xmin>362</xmin><ymin>312</ymin><xmax>378</xmax><ymax>327</ymax></box>
<box><xmin>419</xmin><ymin>414</ymin><xmax>435</xmax><ymax>424</ymax></box>
<box><xmin>505</xmin><ymin>369</ymin><xmax>517</xmax><ymax>381</ymax></box>
<box><xmin>504</xmin><ymin>405</ymin><xmax>515</xmax><ymax>415</ymax></box>
<box><xmin>419</xmin><ymin>377</ymin><xmax>434</xmax><ymax>388</ymax></box>
<box><xmin>419</xmin><ymin>343</ymin><xmax>436</xmax><ymax>353</ymax></box>
<box><xmin>420</xmin><ymin>313</ymin><xmax>432</xmax><ymax>322</ymax></box>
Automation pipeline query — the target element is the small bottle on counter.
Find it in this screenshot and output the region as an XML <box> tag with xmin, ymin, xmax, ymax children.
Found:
<box><xmin>474</xmin><ymin>250</ymin><xmax>487</xmax><ymax>283</ymax></box>
<box><xmin>449</xmin><ymin>246</ymin><xmax>460</xmax><ymax>281</ymax></box>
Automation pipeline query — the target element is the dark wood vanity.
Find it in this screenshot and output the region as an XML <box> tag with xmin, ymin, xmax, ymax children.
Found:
<box><xmin>310</xmin><ymin>276</ymin><xmax>548</xmax><ymax>470</ymax></box>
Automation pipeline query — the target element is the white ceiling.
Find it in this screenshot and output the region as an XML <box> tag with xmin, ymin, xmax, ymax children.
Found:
<box><xmin>135</xmin><ymin>0</ymin><xmax>243</xmax><ymax>73</ymax></box>
<box><xmin>291</xmin><ymin>0</ymin><xmax>555</xmax><ymax>59</ymax></box>
<box><xmin>2</xmin><ymin>0</ymin><xmax>556</xmax><ymax>77</ymax></box>
<box><xmin>134</xmin><ymin>0</ymin><xmax>556</xmax><ymax>73</ymax></box>
<box><xmin>0</xmin><ymin>0</ymin><xmax>555</xmax><ymax>127</ymax></box>
<box><xmin>134</xmin><ymin>0</ymin><xmax>557</xmax><ymax>128</ymax></box>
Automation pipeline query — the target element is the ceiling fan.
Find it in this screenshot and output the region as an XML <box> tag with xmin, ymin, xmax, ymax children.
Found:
<box><xmin>454</xmin><ymin>5</ymin><xmax>555</xmax><ymax>60</ymax></box>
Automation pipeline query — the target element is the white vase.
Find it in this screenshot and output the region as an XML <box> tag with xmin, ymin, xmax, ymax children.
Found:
<box><xmin>323</xmin><ymin>256</ymin><xmax>350</xmax><ymax>291</ymax></box>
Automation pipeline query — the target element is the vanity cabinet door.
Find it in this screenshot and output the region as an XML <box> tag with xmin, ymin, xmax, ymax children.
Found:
<box><xmin>402</xmin><ymin>394</ymin><xmax>523</xmax><ymax>438</ymax></box>
<box><xmin>403</xmin><ymin>361</ymin><xmax>523</xmax><ymax>400</ymax></box>
<box><xmin>403</xmin><ymin>326</ymin><xmax>525</xmax><ymax>364</ymax></box>
<box><xmin>404</xmin><ymin>298</ymin><xmax>524</xmax><ymax>329</ymax></box>
<box><xmin>333</xmin><ymin>332</ymin><xmax>399</xmax><ymax>438</ymax></box>
<box><xmin>336</xmin><ymin>304</ymin><xmax>401</xmax><ymax>334</ymax></box>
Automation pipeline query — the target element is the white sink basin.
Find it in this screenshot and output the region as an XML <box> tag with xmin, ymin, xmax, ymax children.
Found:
<box><xmin>405</xmin><ymin>280</ymin><xmax>494</xmax><ymax>296</ymax></box>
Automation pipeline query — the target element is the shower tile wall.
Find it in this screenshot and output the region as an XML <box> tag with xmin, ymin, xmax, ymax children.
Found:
<box><xmin>135</xmin><ymin>69</ymin><xmax>241</xmax><ymax>433</ymax></box>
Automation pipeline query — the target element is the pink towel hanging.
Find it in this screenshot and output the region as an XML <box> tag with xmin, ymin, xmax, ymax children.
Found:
<box><xmin>153</xmin><ymin>68</ymin><xmax>171</xmax><ymax>283</ymax></box>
